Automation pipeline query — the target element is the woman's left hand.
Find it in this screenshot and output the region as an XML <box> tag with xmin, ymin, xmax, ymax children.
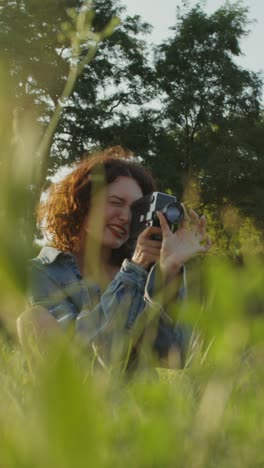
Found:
<box><xmin>157</xmin><ymin>207</ymin><xmax>211</xmax><ymax>278</ymax></box>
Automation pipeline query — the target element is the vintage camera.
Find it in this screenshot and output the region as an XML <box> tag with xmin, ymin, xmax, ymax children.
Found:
<box><xmin>130</xmin><ymin>192</ymin><xmax>184</xmax><ymax>241</ymax></box>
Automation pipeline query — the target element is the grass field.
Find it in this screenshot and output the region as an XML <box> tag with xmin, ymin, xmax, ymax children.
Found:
<box><xmin>1</xmin><ymin>258</ymin><xmax>263</xmax><ymax>468</ymax></box>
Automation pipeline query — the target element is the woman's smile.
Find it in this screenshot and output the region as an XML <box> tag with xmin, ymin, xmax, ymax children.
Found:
<box><xmin>107</xmin><ymin>224</ymin><xmax>128</xmax><ymax>239</ymax></box>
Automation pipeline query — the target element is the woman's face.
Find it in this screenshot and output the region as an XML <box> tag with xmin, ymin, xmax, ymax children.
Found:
<box><xmin>84</xmin><ymin>176</ymin><xmax>143</xmax><ymax>250</ymax></box>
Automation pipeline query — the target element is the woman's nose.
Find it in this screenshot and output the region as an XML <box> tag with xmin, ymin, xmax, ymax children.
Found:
<box><xmin>119</xmin><ymin>207</ymin><xmax>131</xmax><ymax>223</ymax></box>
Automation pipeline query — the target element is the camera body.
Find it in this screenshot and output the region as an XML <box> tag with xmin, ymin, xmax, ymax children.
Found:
<box><xmin>130</xmin><ymin>192</ymin><xmax>184</xmax><ymax>241</ymax></box>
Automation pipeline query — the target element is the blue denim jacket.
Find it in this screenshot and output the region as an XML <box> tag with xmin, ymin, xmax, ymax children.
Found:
<box><xmin>29</xmin><ymin>246</ymin><xmax>190</xmax><ymax>364</ymax></box>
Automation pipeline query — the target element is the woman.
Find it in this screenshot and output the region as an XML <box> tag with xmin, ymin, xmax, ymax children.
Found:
<box><xmin>26</xmin><ymin>146</ymin><xmax>211</xmax><ymax>368</ymax></box>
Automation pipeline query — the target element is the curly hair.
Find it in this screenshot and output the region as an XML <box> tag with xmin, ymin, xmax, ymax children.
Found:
<box><xmin>37</xmin><ymin>146</ymin><xmax>156</xmax><ymax>254</ymax></box>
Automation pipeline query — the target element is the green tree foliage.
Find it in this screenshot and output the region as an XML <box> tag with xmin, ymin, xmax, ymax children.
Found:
<box><xmin>55</xmin><ymin>0</ymin><xmax>155</xmax><ymax>170</ymax></box>
<box><xmin>149</xmin><ymin>3</ymin><xmax>264</xmax><ymax>233</ymax></box>
<box><xmin>0</xmin><ymin>0</ymin><xmax>153</xmax><ymax>173</ymax></box>
<box><xmin>0</xmin><ymin>0</ymin><xmax>75</xmax><ymax>117</ymax></box>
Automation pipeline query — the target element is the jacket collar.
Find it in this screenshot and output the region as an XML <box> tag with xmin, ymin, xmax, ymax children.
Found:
<box><xmin>37</xmin><ymin>246</ymin><xmax>73</xmax><ymax>265</ymax></box>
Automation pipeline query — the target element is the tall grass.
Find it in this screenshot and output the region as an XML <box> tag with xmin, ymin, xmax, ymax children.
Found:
<box><xmin>1</xmin><ymin>255</ymin><xmax>263</xmax><ymax>467</ymax></box>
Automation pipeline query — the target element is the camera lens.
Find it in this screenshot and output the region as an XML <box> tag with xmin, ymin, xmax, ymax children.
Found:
<box><xmin>163</xmin><ymin>203</ymin><xmax>184</xmax><ymax>224</ymax></box>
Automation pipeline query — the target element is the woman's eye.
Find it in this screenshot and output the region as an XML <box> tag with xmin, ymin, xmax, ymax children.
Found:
<box><xmin>110</xmin><ymin>200</ymin><xmax>121</xmax><ymax>206</ymax></box>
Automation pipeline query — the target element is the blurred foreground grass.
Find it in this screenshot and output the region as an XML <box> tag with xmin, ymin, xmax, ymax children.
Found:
<box><xmin>0</xmin><ymin>257</ymin><xmax>264</xmax><ymax>467</ymax></box>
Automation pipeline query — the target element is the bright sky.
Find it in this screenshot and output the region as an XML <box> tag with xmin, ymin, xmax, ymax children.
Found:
<box><xmin>124</xmin><ymin>0</ymin><xmax>264</xmax><ymax>75</ymax></box>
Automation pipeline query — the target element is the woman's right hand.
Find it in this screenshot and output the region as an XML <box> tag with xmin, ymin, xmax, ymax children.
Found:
<box><xmin>131</xmin><ymin>226</ymin><xmax>162</xmax><ymax>270</ymax></box>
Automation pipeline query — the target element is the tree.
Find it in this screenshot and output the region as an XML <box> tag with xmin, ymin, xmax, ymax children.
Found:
<box><xmin>0</xmin><ymin>0</ymin><xmax>153</xmax><ymax>174</ymax></box>
<box><xmin>54</xmin><ymin>5</ymin><xmax>154</xmax><ymax>169</ymax></box>
<box><xmin>149</xmin><ymin>2</ymin><xmax>264</xmax><ymax>233</ymax></box>
<box><xmin>0</xmin><ymin>0</ymin><xmax>75</xmax><ymax>116</ymax></box>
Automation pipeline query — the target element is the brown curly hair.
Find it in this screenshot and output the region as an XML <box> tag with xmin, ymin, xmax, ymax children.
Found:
<box><xmin>37</xmin><ymin>146</ymin><xmax>156</xmax><ymax>254</ymax></box>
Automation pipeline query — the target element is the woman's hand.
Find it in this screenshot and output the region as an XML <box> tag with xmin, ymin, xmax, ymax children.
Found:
<box><xmin>157</xmin><ymin>207</ymin><xmax>211</xmax><ymax>278</ymax></box>
<box><xmin>131</xmin><ymin>226</ymin><xmax>162</xmax><ymax>270</ymax></box>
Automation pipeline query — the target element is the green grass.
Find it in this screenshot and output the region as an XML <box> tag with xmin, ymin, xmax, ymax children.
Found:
<box><xmin>0</xmin><ymin>257</ymin><xmax>263</xmax><ymax>467</ymax></box>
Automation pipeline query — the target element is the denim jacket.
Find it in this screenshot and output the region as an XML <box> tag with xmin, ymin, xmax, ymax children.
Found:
<box><xmin>29</xmin><ymin>246</ymin><xmax>191</xmax><ymax>365</ymax></box>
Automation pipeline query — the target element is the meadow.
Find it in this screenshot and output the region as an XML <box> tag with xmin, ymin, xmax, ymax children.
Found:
<box><xmin>1</xmin><ymin>254</ymin><xmax>263</xmax><ymax>467</ymax></box>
